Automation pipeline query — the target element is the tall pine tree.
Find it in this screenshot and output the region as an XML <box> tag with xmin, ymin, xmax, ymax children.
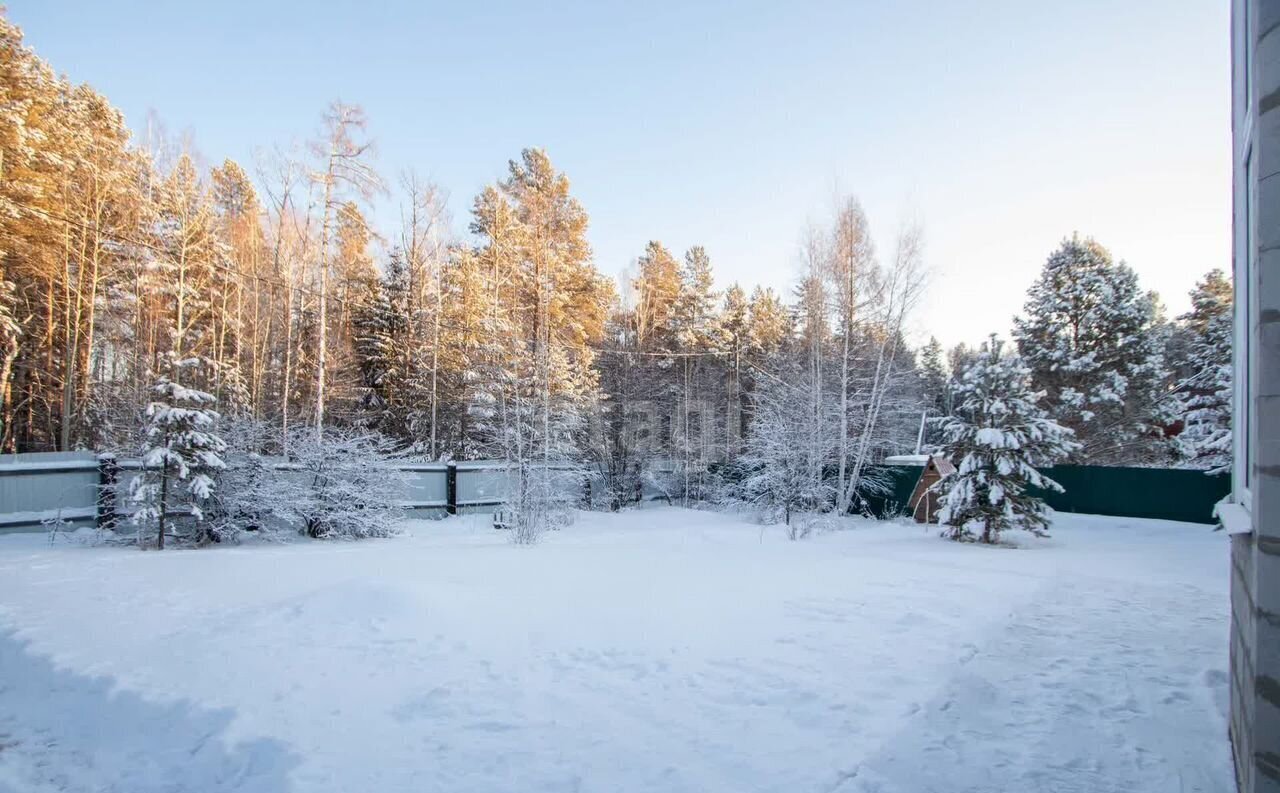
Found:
<box><xmin>1175</xmin><ymin>269</ymin><xmax>1233</xmax><ymax>472</ymax></box>
<box><xmin>1012</xmin><ymin>235</ymin><xmax>1171</xmax><ymax>465</ymax></box>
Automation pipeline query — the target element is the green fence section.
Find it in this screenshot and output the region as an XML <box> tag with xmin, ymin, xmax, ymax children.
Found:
<box><xmin>859</xmin><ymin>465</ymin><xmax>923</xmax><ymax>519</ymax></box>
<box><xmin>865</xmin><ymin>463</ymin><xmax>1229</xmax><ymax>525</ymax></box>
<box><xmin>1031</xmin><ymin>465</ymin><xmax>1229</xmax><ymax>524</ymax></box>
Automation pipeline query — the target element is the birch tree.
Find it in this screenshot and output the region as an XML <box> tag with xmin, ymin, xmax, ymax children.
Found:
<box><xmin>838</xmin><ymin>222</ymin><xmax>926</xmax><ymax>511</ymax></box>
<box><xmin>309</xmin><ymin>102</ymin><xmax>384</xmax><ymax>434</ymax></box>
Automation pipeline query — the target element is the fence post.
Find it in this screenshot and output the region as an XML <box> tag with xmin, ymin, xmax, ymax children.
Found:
<box><xmin>97</xmin><ymin>453</ymin><xmax>119</xmax><ymax>531</ymax></box>
<box><xmin>446</xmin><ymin>464</ymin><xmax>457</xmax><ymax>515</ymax></box>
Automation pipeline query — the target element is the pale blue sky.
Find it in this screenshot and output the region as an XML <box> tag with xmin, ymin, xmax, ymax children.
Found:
<box><xmin>12</xmin><ymin>1</ymin><xmax>1229</xmax><ymax>349</ymax></box>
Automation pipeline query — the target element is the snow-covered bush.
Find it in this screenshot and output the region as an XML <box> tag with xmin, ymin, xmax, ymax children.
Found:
<box><xmin>477</xmin><ymin>342</ymin><xmax>588</xmax><ymax>544</ymax></box>
<box><xmin>281</xmin><ymin>427</ymin><xmax>406</xmax><ymax>540</ymax></box>
<box><xmin>740</xmin><ymin>369</ymin><xmax>834</xmax><ymax>535</ymax></box>
<box><xmin>129</xmin><ymin>363</ymin><xmax>227</xmax><ymax>548</ymax></box>
<box><xmin>207</xmin><ymin>417</ymin><xmax>286</xmax><ymax>542</ymax></box>
<box><xmin>935</xmin><ymin>337</ymin><xmax>1078</xmax><ymax>544</ymax></box>
<box><xmin>504</xmin><ymin>462</ymin><xmax>581</xmax><ymax>544</ymax></box>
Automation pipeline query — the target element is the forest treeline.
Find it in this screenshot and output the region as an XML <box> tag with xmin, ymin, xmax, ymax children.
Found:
<box><xmin>0</xmin><ymin>14</ymin><xmax>1232</xmax><ymax>514</ymax></box>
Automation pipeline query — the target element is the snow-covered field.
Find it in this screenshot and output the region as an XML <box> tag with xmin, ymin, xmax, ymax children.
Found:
<box><xmin>0</xmin><ymin>507</ymin><xmax>1232</xmax><ymax>793</ymax></box>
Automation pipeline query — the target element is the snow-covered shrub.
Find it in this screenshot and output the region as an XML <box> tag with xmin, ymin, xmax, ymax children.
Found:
<box><xmin>702</xmin><ymin>461</ymin><xmax>748</xmax><ymax>512</ymax></box>
<box><xmin>43</xmin><ymin>509</ymin><xmax>79</xmax><ymax>544</ymax></box>
<box><xmin>129</xmin><ymin>363</ymin><xmax>227</xmax><ymax>548</ymax></box>
<box><xmin>478</xmin><ymin>346</ymin><xmax>588</xmax><ymax>544</ymax></box>
<box><xmin>740</xmin><ymin>369</ymin><xmax>834</xmax><ymax>534</ymax></box>
<box><xmin>844</xmin><ymin>464</ymin><xmax>899</xmax><ymax>518</ymax></box>
<box><xmin>642</xmin><ymin>466</ymin><xmax>680</xmax><ymax>505</ymax></box>
<box><xmin>503</xmin><ymin>462</ymin><xmax>581</xmax><ymax>545</ymax></box>
<box><xmin>207</xmin><ymin>417</ymin><xmax>287</xmax><ymax>542</ymax></box>
<box><xmin>935</xmin><ymin>337</ymin><xmax>1078</xmax><ymax>544</ymax></box>
<box><xmin>281</xmin><ymin>427</ymin><xmax>406</xmax><ymax>540</ymax></box>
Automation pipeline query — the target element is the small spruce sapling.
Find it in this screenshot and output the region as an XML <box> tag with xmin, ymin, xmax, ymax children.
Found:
<box><xmin>935</xmin><ymin>337</ymin><xmax>1078</xmax><ymax>544</ymax></box>
<box><xmin>130</xmin><ymin>360</ymin><xmax>226</xmax><ymax>548</ymax></box>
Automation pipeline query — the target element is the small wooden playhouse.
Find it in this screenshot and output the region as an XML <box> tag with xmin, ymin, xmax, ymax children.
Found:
<box><xmin>887</xmin><ymin>454</ymin><xmax>955</xmax><ymax>523</ymax></box>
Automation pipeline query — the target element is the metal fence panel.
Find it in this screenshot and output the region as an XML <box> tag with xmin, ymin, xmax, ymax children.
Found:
<box><xmin>870</xmin><ymin>463</ymin><xmax>1229</xmax><ymax>525</ymax></box>
<box><xmin>0</xmin><ymin>452</ymin><xmax>99</xmax><ymax>532</ymax></box>
<box><xmin>399</xmin><ymin>466</ymin><xmax>449</xmax><ymax>505</ymax></box>
<box><xmin>6</xmin><ymin>454</ymin><xmax>1225</xmax><ymax>532</ymax></box>
<box><xmin>455</xmin><ymin>463</ymin><xmax>517</xmax><ymax>509</ymax></box>
<box><xmin>1034</xmin><ymin>465</ymin><xmax>1229</xmax><ymax>524</ymax></box>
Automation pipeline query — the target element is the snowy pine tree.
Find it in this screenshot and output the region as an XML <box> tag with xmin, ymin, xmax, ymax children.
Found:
<box><xmin>1012</xmin><ymin>235</ymin><xmax>1171</xmax><ymax>465</ymax></box>
<box><xmin>1175</xmin><ymin>269</ymin><xmax>1233</xmax><ymax>472</ymax></box>
<box><xmin>919</xmin><ymin>336</ymin><xmax>949</xmax><ymax>416</ymax></box>
<box><xmin>936</xmin><ymin>337</ymin><xmax>1078</xmax><ymax>544</ymax></box>
<box><xmin>350</xmin><ymin>256</ymin><xmax>405</xmax><ymax>432</ymax></box>
<box><xmin>129</xmin><ymin>360</ymin><xmax>227</xmax><ymax>548</ymax></box>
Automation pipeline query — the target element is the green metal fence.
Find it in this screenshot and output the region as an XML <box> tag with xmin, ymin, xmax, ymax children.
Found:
<box><xmin>865</xmin><ymin>463</ymin><xmax>1229</xmax><ymax>525</ymax></box>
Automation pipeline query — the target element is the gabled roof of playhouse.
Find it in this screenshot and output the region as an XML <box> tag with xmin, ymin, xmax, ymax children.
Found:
<box><xmin>931</xmin><ymin>456</ymin><xmax>956</xmax><ymax>477</ymax></box>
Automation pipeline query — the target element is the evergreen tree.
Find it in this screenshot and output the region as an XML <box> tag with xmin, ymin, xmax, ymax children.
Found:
<box><xmin>350</xmin><ymin>256</ymin><xmax>402</xmax><ymax>432</ymax></box>
<box><xmin>746</xmin><ymin>286</ymin><xmax>791</xmax><ymax>357</ymax></box>
<box><xmin>674</xmin><ymin>246</ymin><xmax>719</xmax><ymax>351</ymax></box>
<box><xmin>919</xmin><ymin>336</ymin><xmax>949</xmax><ymax>416</ymax></box>
<box><xmin>1175</xmin><ymin>269</ymin><xmax>1233</xmax><ymax>472</ymax></box>
<box><xmin>631</xmin><ymin>240</ymin><xmax>682</xmax><ymax>352</ymax></box>
<box><xmin>673</xmin><ymin>245</ymin><xmax>720</xmax><ymax>501</ymax></box>
<box><xmin>1012</xmin><ymin>235</ymin><xmax>1171</xmax><ymax>465</ymax></box>
<box><xmin>947</xmin><ymin>343</ymin><xmax>978</xmax><ymax>386</ymax></box>
<box><xmin>461</xmin><ymin>185</ymin><xmax>525</xmax><ymax>456</ymax></box>
<box><xmin>130</xmin><ymin>359</ymin><xmax>227</xmax><ymax>548</ymax></box>
<box><xmin>936</xmin><ymin>337</ymin><xmax>1078</xmax><ymax>544</ymax></box>
<box><xmin>208</xmin><ymin>158</ymin><xmax>264</xmax><ymax>415</ymax></box>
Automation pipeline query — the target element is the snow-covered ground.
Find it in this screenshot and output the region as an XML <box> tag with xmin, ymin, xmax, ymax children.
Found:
<box><xmin>0</xmin><ymin>507</ymin><xmax>1232</xmax><ymax>793</ymax></box>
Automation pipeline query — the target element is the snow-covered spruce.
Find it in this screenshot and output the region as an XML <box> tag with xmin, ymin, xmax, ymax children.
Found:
<box><xmin>935</xmin><ymin>337</ymin><xmax>1078</xmax><ymax>544</ymax></box>
<box><xmin>1012</xmin><ymin>235</ymin><xmax>1171</xmax><ymax>465</ymax></box>
<box><xmin>1175</xmin><ymin>269</ymin><xmax>1233</xmax><ymax>473</ymax></box>
<box><xmin>129</xmin><ymin>363</ymin><xmax>227</xmax><ymax>548</ymax></box>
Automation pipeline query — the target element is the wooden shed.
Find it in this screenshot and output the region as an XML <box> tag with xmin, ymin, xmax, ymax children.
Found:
<box><xmin>908</xmin><ymin>455</ymin><xmax>955</xmax><ymax>523</ymax></box>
